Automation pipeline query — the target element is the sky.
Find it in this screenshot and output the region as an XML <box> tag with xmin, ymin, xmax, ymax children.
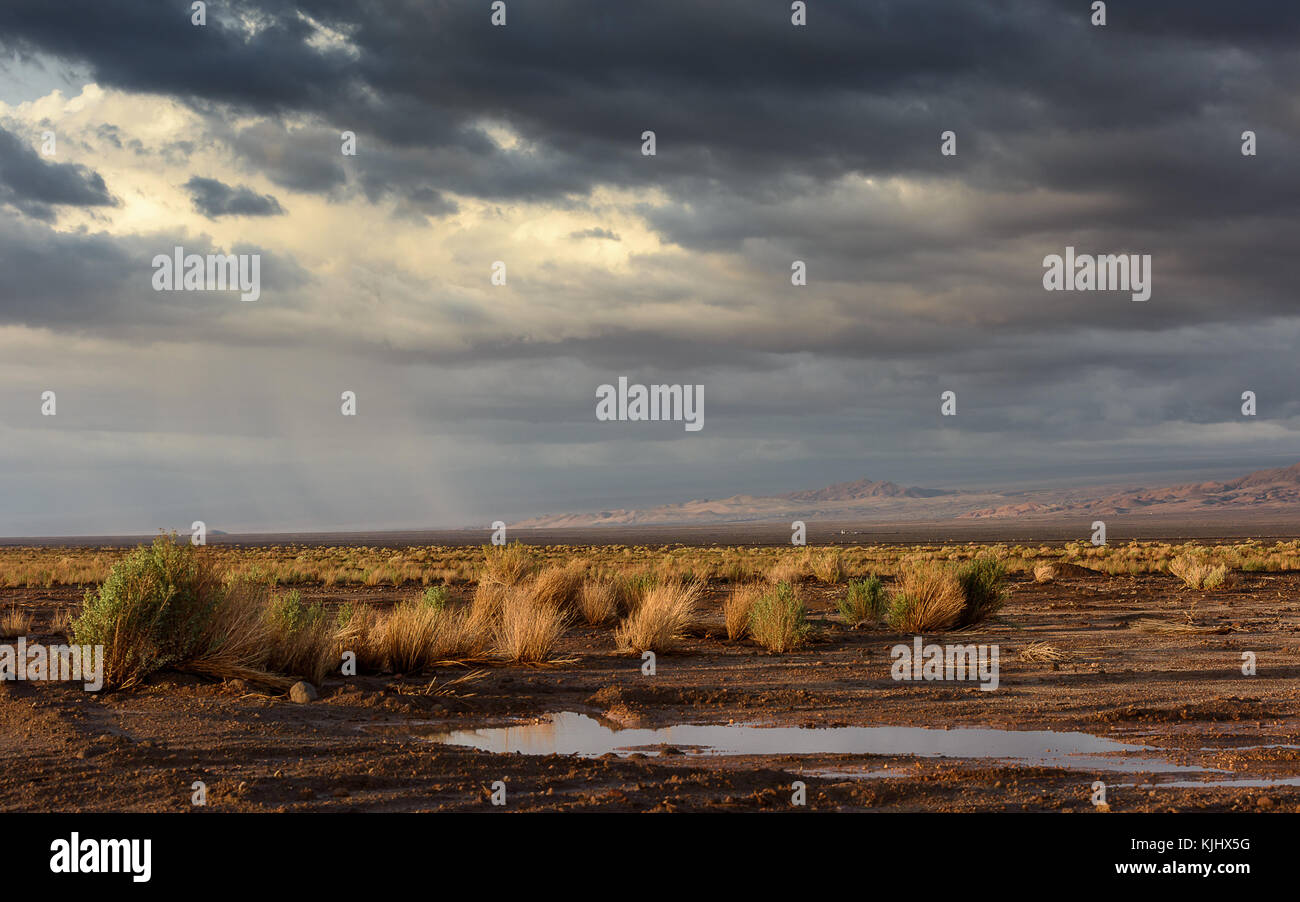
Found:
<box><xmin>1</xmin><ymin>0</ymin><xmax>1298</xmax><ymax>535</ymax></box>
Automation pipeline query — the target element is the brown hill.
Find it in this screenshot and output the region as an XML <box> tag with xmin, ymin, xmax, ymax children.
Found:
<box><xmin>513</xmin><ymin>462</ymin><xmax>1300</xmax><ymax>528</ymax></box>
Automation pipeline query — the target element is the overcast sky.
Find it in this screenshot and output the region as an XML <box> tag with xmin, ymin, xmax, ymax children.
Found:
<box><xmin>1</xmin><ymin>0</ymin><xmax>1298</xmax><ymax>535</ymax></box>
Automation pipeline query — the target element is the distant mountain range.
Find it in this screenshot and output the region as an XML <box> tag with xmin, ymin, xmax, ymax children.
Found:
<box><xmin>513</xmin><ymin>463</ymin><xmax>1300</xmax><ymax>528</ymax></box>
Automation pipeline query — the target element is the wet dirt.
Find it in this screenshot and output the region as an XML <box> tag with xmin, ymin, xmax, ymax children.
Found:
<box><xmin>1</xmin><ymin>568</ymin><xmax>1298</xmax><ymax>812</ymax></box>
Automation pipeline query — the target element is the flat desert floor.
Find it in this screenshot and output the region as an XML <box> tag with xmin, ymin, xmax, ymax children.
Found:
<box><xmin>1</xmin><ymin>551</ymin><xmax>1297</xmax><ymax>812</ymax></box>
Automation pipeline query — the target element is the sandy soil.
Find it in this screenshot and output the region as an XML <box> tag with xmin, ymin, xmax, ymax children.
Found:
<box><xmin>2</xmin><ymin>568</ymin><xmax>1297</xmax><ymax>812</ymax></box>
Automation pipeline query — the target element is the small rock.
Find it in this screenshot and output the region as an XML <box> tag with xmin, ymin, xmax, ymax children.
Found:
<box><xmin>289</xmin><ymin>681</ymin><xmax>318</xmax><ymax>703</ymax></box>
<box><xmin>1258</xmin><ymin>796</ymin><xmax>1275</xmax><ymax>810</ymax></box>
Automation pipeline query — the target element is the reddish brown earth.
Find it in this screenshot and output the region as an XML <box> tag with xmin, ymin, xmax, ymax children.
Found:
<box><xmin>1</xmin><ymin>569</ymin><xmax>1298</xmax><ymax>812</ymax></box>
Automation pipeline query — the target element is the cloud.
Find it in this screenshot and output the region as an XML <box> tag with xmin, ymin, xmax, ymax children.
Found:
<box><xmin>184</xmin><ymin>175</ymin><xmax>285</xmax><ymax>217</ymax></box>
<box><xmin>0</xmin><ymin>123</ymin><xmax>114</xmax><ymax>220</ymax></box>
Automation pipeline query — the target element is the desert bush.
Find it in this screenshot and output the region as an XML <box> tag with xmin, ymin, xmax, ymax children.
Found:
<box><xmin>955</xmin><ymin>556</ymin><xmax>1008</xmax><ymax>626</ymax></box>
<box><xmin>887</xmin><ymin>561</ymin><xmax>964</xmax><ymax>633</ymax></box>
<box><xmin>1032</xmin><ymin>562</ymin><xmax>1057</xmax><ymax>583</ymax></box>
<box><xmin>749</xmin><ymin>582</ymin><xmax>811</xmax><ymax>652</ymax></box>
<box><xmin>578</xmin><ymin>579</ymin><xmax>619</xmax><ymax>625</ymax></box>
<box><xmin>421</xmin><ymin>585</ymin><xmax>449</xmax><ymax>611</ymax></box>
<box><xmin>494</xmin><ymin>586</ymin><xmax>569</xmax><ymax>663</ymax></box>
<box><xmin>837</xmin><ymin>576</ymin><xmax>887</xmax><ymax>628</ymax></box>
<box><xmin>1169</xmin><ymin>554</ymin><xmax>1236</xmax><ymax>590</ymax></box>
<box><xmin>73</xmin><ymin>536</ymin><xmax>224</xmax><ymax>689</ymax></box>
<box><xmin>808</xmin><ymin>549</ymin><xmax>843</xmax><ymax>583</ymax></box>
<box><xmin>724</xmin><ymin>583</ymin><xmax>762</xmax><ymax>640</ymax></box>
<box><xmin>615</xmin><ymin>581</ymin><xmax>701</xmax><ymax>653</ymax></box>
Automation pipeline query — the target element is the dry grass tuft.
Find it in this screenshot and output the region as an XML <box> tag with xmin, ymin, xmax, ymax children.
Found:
<box><xmin>183</xmin><ymin>578</ymin><xmax>275</xmax><ymax>685</ymax></box>
<box><xmin>724</xmin><ymin>583</ymin><xmax>763</xmax><ymax>640</ymax></box>
<box><xmin>381</xmin><ymin>601</ymin><xmax>488</xmax><ymax>672</ymax></box>
<box><xmin>615</xmin><ymin>581</ymin><xmax>701</xmax><ymax>653</ymax></box>
<box><xmin>766</xmin><ymin>554</ymin><xmax>808</xmax><ymax>585</ymax></box>
<box><xmin>530</xmin><ymin>563</ymin><xmax>586</xmax><ymax>612</ymax></box>
<box><xmin>0</xmin><ymin>606</ymin><xmax>33</xmax><ymax>640</ymax></box>
<box><xmin>481</xmin><ymin>542</ymin><xmax>536</xmax><ymax>587</ymax></box>
<box><xmin>578</xmin><ymin>579</ymin><xmax>620</xmax><ymax>626</ymax></box>
<box><xmin>333</xmin><ymin>604</ymin><xmax>387</xmax><ymax>673</ymax></box>
<box><xmin>1132</xmin><ymin>617</ymin><xmax>1229</xmax><ymax>635</ymax></box>
<box><xmin>1016</xmin><ymin>641</ymin><xmax>1068</xmax><ymax>663</ymax></box>
<box><xmin>887</xmin><ymin>561</ymin><xmax>965</xmax><ymax>633</ymax></box>
<box><xmin>1168</xmin><ymin>555</ymin><xmax>1236</xmax><ymax>591</ymax></box>
<box><xmin>1032</xmin><ymin>562</ymin><xmax>1058</xmax><ymax>583</ymax></box>
<box><xmin>808</xmin><ymin>548</ymin><xmax>843</xmax><ymax>582</ymax></box>
<box><xmin>494</xmin><ymin>586</ymin><xmax>569</xmax><ymax>664</ymax></box>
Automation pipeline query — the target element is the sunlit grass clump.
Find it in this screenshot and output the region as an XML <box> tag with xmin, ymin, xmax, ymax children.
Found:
<box><xmin>887</xmin><ymin>561</ymin><xmax>964</xmax><ymax>633</ymax></box>
<box><xmin>1169</xmin><ymin>554</ymin><xmax>1235</xmax><ymax>590</ymax></box>
<box><xmin>837</xmin><ymin>576</ymin><xmax>887</xmax><ymax>628</ymax></box>
<box><xmin>748</xmin><ymin>581</ymin><xmax>810</xmax><ymax>652</ymax></box>
<box><xmin>615</xmin><ymin>581</ymin><xmax>700</xmax><ymax>653</ymax></box>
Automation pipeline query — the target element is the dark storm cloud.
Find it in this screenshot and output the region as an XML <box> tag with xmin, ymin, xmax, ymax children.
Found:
<box><xmin>0</xmin><ymin>124</ymin><xmax>115</xmax><ymax>220</ymax></box>
<box><xmin>0</xmin><ymin>216</ymin><xmax>312</xmax><ymax>329</ymax></box>
<box><xmin>184</xmin><ymin>175</ymin><xmax>285</xmax><ymax>217</ymax></box>
<box><xmin>3</xmin><ymin>0</ymin><xmax>1295</xmax><ymax>214</ymax></box>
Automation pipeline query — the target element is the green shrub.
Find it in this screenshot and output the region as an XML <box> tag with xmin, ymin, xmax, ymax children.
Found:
<box><xmin>73</xmin><ymin>536</ymin><xmax>222</xmax><ymax>689</ymax></box>
<box><xmin>955</xmin><ymin>556</ymin><xmax>1008</xmax><ymax>626</ymax></box>
<box><xmin>266</xmin><ymin>589</ymin><xmax>325</xmax><ymax>632</ymax></box>
<box><xmin>265</xmin><ymin>589</ymin><xmax>332</xmax><ymax>684</ymax></box>
<box><xmin>421</xmin><ymin>585</ymin><xmax>449</xmax><ymax>611</ymax></box>
<box><xmin>838</xmin><ymin>576</ymin><xmax>887</xmax><ymax>627</ymax></box>
<box><xmin>748</xmin><ymin>581</ymin><xmax>810</xmax><ymax>652</ymax></box>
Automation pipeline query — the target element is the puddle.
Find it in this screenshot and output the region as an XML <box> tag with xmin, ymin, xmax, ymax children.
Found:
<box><xmin>426</xmin><ymin>712</ymin><xmax>1216</xmax><ymax>775</ymax></box>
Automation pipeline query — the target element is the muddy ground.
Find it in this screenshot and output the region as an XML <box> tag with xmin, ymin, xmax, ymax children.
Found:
<box><xmin>1</xmin><ymin>567</ymin><xmax>1297</xmax><ymax>812</ymax></box>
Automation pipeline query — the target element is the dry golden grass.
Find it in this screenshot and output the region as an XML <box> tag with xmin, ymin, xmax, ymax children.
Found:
<box><xmin>766</xmin><ymin>554</ymin><xmax>808</xmax><ymax>585</ymax></box>
<box><xmin>481</xmin><ymin>542</ymin><xmax>536</xmax><ymax>587</ymax></box>
<box><xmin>1016</xmin><ymin>641</ymin><xmax>1068</xmax><ymax>663</ymax></box>
<box><xmin>615</xmin><ymin>581</ymin><xmax>701</xmax><ymax>653</ymax></box>
<box><xmin>50</xmin><ymin>607</ymin><xmax>74</xmax><ymax>637</ymax></box>
<box><xmin>183</xmin><ymin>578</ymin><xmax>277</xmax><ymax>685</ymax></box>
<box><xmin>494</xmin><ymin>586</ymin><xmax>569</xmax><ymax>664</ymax></box>
<box><xmin>530</xmin><ymin>562</ymin><xmax>586</xmax><ymax>612</ymax></box>
<box><xmin>1132</xmin><ymin>617</ymin><xmax>1227</xmax><ymax>635</ymax></box>
<box><xmin>379</xmin><ymin>601</ymin><xmax>489</xmax><ymax>672</ymax></box>
<box><xmin>1032</xmin><ymin>562</ymin><xmax>1057</xmax><ymax>583</ymax></box>
<box><xmin>807</xmin><ymin>548</ymin><xmax>843</xmax><ymax>582</ymax></box>
<box><xmin>887</xmin><ymin>561</ymin><xmax>964</xmax><ymax>633</ymax></box>
<box><xmin>724</xmin><ymin>583</ymin><xmax>762</xmax><ymax>640</ymax></box>
<box><xmin>334</xmin><ymin>604</ymin><xmax>387</xmax><ymax>673</ymax></box>
<box><xmin>578</xmin><ymin>579</ymin><xmax>619</xmax><ymax>626</ymax></box>
<box><xmin>0</xmin><ymin>606</ymin><xmax>33</xmax><ymax>639</ymax></box>
<box><xmin>8</xmin><ymin>538</ymin><xmax>1300</xmax><ymax>590</ymax></box>
<box><xmin>1168</xmin><ymin>554</ymin><xmax>1236</xmax><ymax>590</ymax></box>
